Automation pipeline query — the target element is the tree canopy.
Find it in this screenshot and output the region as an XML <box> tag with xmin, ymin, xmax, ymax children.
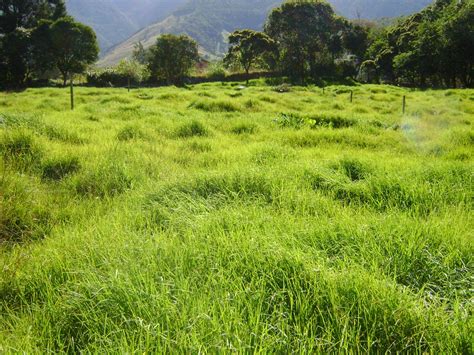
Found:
<box><xmin>147</xmin><ymin>34</ymin><xmax>199</xmax><ymax>85</ymax></box>
<box><xmin>0</xmin><ymin>0</ymin><xmax>97</xmax><ymax>88</ymax></box>
<box><xmin>224</xmin><ymin>30</ymin><xmax>277</xmax><ymax>84</ymax></box>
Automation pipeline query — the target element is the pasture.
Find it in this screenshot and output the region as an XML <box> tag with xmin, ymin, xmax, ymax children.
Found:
<box><xmin>0</xmin><ymin>82</ymin><xmax>473</xmax><ymax>352</ymax></box>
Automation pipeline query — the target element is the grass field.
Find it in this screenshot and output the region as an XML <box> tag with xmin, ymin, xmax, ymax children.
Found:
<box><xmin>0</xmin><ymin>81</ymin><xmax>473</xmax><ymax>352</ymax></box>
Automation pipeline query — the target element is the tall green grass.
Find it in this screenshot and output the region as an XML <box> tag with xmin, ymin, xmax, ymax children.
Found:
<box><xmin>0</xmin><ymin>83</ymin><xmax>472</xmax><ymax>352</ymax></box>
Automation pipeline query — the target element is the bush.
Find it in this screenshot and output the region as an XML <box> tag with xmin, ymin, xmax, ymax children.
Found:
<box><xmin>41</xmin><ymin>156</ymin><xmax>81</xmax><ymax>181</ymax></box>
<box><xmin>273</xmin><ymin>83</ymin><xmax>292</xmax><ymax>93</ymax></box>
<box><xmin>176</xmin><ymin>120</ymin><xmax>209</xmax><ymax>138</ymax></box>
<box><xmin>86</xmin><ymin>69</ymin><xmax>129</xmax><ymax>87</ymax></box>
<box><xmin>207</xmin><ymin>62</ymin><xmax>227</xmax><ymax>81</ymax></box>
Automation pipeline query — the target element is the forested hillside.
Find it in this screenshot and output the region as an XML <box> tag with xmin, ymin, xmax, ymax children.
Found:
<box><xmin>99</xmin><ymin>0</ymin><xmax>432</xmax><ymax>66</ymax></box>
<box><xmin>65</xmin><ymin>0</ymin><xmax>187</xmax><ymax>51</ymax></box>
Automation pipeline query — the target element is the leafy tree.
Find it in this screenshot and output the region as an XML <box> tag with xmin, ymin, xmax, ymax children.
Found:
<box><xmin>440</xmin><ymin>1</ymin><xmax>474</xmax><ymax>87</ymax></box>
<box><xmin>366</xmin><ymin>0</ymin><xmax>473</xmax><ymax>88</ymax></box>
<box><xmin>116</xmin><ymin>59</ymin><xmax>149</xmax><ymax>91</ymax></box>
<box><xmin>147</xmin><ymin>34</ymin><xmax>199</xmax><ymax>85</ymax></box>
<box><xmin>265</xmin><ymin>0</ymin><xmax>342</xmax><ymax>83</ymax></box>
<box><xmin>358</xmin><ymin>59</ymin><xmax>377</xmax><ymax>83</ymax></box>
<box><xmin>0</xmin><ymin>0</ymin><xmax>67</xmax><ymax>87</ymax></box>
<box><xmin>224</xmin><ymin>29</ymin><xmax>277</xmax><ymax>84</ymax></box>
<box><xmin>343</xmin><ymin>23</ymin><xmax>369</xmax><ymax>60</ymax></box>
<box><xmin>132</xmin><ymin>41</ymin><xmax>148</xmax><ymax>65</ymax></box>
<box><xmin>48</xmin><ymin>16</ymin><xmax>99</xmax><ymax>86</ymax></box>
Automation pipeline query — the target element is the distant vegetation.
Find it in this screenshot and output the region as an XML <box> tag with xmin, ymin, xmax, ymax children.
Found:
<box><xmin>98</xmin><ymin>0</ymin><xmax>432</xmax><ymax>64</ymax></box>
<box><xmin>2</xmin><ymin>0</ymin><xmax>472</xmax><ymax>90</ymax></box>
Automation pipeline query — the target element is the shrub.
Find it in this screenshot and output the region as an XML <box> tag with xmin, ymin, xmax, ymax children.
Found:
<box><xmin>273</xmin><ymin>83</ymin><xmax>292</xmax><ymax>93</ymax></box>
<box><xmin>41</xmin><ymin>156</ymin><xmax>81</xmax><ymax>181</ymax></box>
<box><xmin>207</xmin><ymin>62</ymin><xmax>227</xmax><ymax>81</ymax></box>
<box><xmin>86</xmin><ymin>69</ymin><xmax>129</xmax><ymax>87</ymax></box>
<box><xmin>176</xmin><ymin>120</ymin><xmax>209</xmax><ymax>138</ymax></box>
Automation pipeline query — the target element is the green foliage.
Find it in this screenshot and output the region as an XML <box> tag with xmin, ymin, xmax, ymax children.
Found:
<box><xmin>148</xmin><ymin>34</ymin><xmax>199</xmax><ymax>85</ymax></box>
<box><xmin>49</xmin><ymin>16</ymin><xmax>99</xmax><ymax>85</ymax></box>
<box><xmin>0</xmin><ymin>1</ymin><xmax>96</xmax><ymax>88</ymax></box>
<box><xmin>367</xmin><ymin>0</ymin><xmax>474</xmax><ymax>87</ymax></box>
<box><xmin>224</xmin><ymin>29</ymin><xmax>277</xmax><ymax>83</ymax></box>
<box><xmin>265</xmin><ymin>1</ymin><xmax>346</xmax><ymax>83</ymax></box>
<box><xmin>116</xmin><ymin>59</ymin><xmax>149</xmax><ymax>88</ymax></box>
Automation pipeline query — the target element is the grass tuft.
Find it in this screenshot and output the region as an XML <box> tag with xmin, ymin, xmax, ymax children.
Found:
<box><xmin>176</xmin><ymin>120</ymin><xmax>209</xmax><ymax>138</ymax></box>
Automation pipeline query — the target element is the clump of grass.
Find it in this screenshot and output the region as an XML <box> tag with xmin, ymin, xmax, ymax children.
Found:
<box><xmin>337</xmin><ymin>157</ymin><xmax>370</xmax><ymax>181</ymax></box>
<box><xmin>42</xmin><ymin>125</ymin><xmax>86</xmax><ymax>144</ymax></box>
<box><xmin>41</xmin><ymin>156</ymin><xmax>81</xmax><ymax>181</ymax></box>
<box><xmin>186</xmin><ymin>140</ymin><xmax>212</xmax><ymax>152</ymax></box>
<box><xmin>231</xmin><ymin>122</ymin><xmax>257</xmax><ymax>135</ymax></box>
<box><xmin>307</xmin><ymin>113</ymin><xmax>356</xmax><ymax>128</ymax></box>
<box><xmin>0</xmin><ymin>130</ymin><xmax>42</xmax><ymax>170</ymax></box>
<box><xmin>74</xmin><ymin>163</ymin><xmax>133</xmax><ymax>198</ymax></box>
<box><xmin>117</xmin><ymin>125</ymin><xmax>144</xmax><ymax>141</ymax></box>
<box><xmin>176</xmin><ymin>120</ymin><xmax>209</xmax><ymax>138</ymax></box>
<box><xmin>274</xmin><ymin>113</ymin><xmax>307</xmax><ymax>129</ymax></box>
<box><xmin>0</xmin><ymin>177</ymin><xmax>51</xmax><ymax>243</ymax></box>
<box><xmin>227</xmin><ymin>92</ymin><xmax>243</xmax><ymax>98</ymax></box>
<box><xmin>190</xmin><ymin>100</ymin><xmax>240</xmax><ymax>112</ymax></box>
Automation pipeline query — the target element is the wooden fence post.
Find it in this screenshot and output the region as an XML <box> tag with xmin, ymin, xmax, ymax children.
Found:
<box><xmin>70</xmin><ymin>77</ymin><xmax>74</xmax><ymax>111</ymax></box>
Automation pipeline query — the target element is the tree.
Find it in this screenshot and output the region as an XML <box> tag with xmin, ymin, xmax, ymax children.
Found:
<box><xmin>265</xmin><ymin>0</ymin><xmax>342</xmax><ymax>83</ymax></box>
<box><xmin>132</xmin><ymin>41</ymin><xmax>148</xmax><ymax>65</ymax></box>
<box><xmin>147</xmin><ymin>34</ymin><xmax>199</xmax><ymax>85</ymax></box>
<box><xmin>440</xmin><ymin>2</ymin><xmax>474</xmax><ymax>87</ymax></box>
<box><xmin>358</xmin><ymin>60</ymin><xmax>377</xmax><ymax>83</ymax></box>
<box><xmin>116</xmin><ymin>59</ymin><xmax>149</xmax><ymax>91</ymax></box>
<box><xmin>224</xmin><ymin>30</ymin><xmax>277</xmax><ymax>84</ymax></box>
<box><xmin>48</xmin><ymin>16</ymin><xmax>99</xmax><ymax>86</ymax></box>
<box><xmin>0</xmin><ymin>0</ymin><xmax>67</xmax><ymax>87</ymax></box>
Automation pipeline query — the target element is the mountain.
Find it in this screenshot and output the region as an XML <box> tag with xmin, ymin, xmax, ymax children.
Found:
<box><xmin>65</xmin><ymin>0</ymin><xmax>187</xmax><ymax>51</ymax></box>
<box><xmin>99</xmin><ymin>0</ymin><xmax>279</xmax><ymax>66</ymax></box>
<box><xmin>98</xmin><ymin>0</ymin><xmax>433</xmax><ymax>66</ymax></box>
<box><xmin>330</xmin><ymin>0</ymin><xmax>432</xmax><ymax>19</ymax></box>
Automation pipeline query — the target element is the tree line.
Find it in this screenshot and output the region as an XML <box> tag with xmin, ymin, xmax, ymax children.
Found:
<box><xmin>1</xmin><ymin>0</ymin><xmax>472</xmax><ymax>89</ymax></box>
<box><xmin>1</xmin><ymin>0</ymin><xmax>99</xmax><ymax>88</ymax></box>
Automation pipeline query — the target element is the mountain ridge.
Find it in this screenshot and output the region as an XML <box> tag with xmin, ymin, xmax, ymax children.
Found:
<box><xmin>91</xmin><ymin>0</ymin><xmax>433</xmax><ymax>66</ymax></box>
